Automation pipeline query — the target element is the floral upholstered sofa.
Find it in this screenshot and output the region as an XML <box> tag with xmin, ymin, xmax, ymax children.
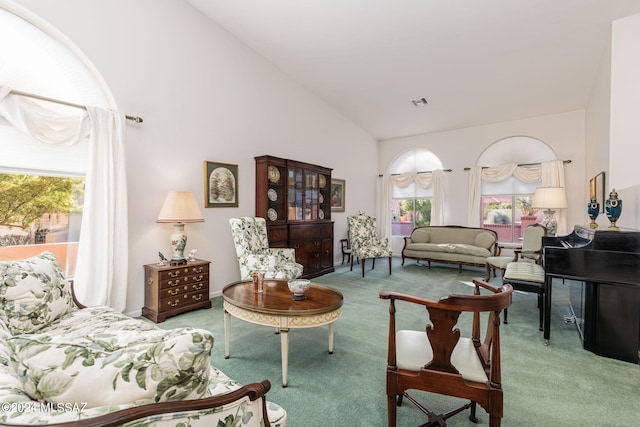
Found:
<box><xmin>0</xmin><ymin>252</ymin><xmax>286</xmax><ymax>426</ymax></box>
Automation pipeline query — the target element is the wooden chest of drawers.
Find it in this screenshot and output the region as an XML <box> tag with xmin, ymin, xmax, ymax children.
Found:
<box><xmin>142</xmin><ymin>259</ymin><xmax>211</xmax><ymax>323</ymax></box>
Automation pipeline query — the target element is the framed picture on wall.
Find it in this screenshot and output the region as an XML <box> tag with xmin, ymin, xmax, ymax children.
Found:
<box><xmin>330</xmin><ymin>178</ymin><xmax>345</xmax><ymax>212</ymax></box>
<box><xmin>204</xmin><ymin>161</ymin><xmax>238</xmax><ymax>207</ymax></box>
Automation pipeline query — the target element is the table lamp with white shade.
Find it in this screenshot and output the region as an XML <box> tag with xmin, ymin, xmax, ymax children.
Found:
<box><xmin>156</xmin><ymin>191</ymin><xmax>204</xmax><ymax>265</ymax></box>
<box><xmin>533</xmin><ymin>187</ymin><xmax>567</xmax><ymax>236</ymax></box>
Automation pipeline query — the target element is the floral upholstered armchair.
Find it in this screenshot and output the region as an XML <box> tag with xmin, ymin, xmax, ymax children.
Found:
<box><xmin>0</xmin><ymin>251</ymin><xmax>286</xmax><ymax>426</ymax></box>
<box><xmin>347</xmin><ymin>214</ymin><xmax>392</xmax><ymax>277</ymax></box>
<box><xmin>229</xmin><ymin>217</ymin><xmax>303</xmax><ymax>280</ymax></box>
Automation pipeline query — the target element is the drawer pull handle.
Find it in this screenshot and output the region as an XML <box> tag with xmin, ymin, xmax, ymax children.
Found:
<box><xmin>168</xmin><ymin>289</ymin><xmax>179</xmax><ymax>296</ymax></box>
<box><xmin>192</xmin><ymin>267</ymin><xmax>203</xmax><ymax>274</ymax></box>
<box><xmin>193</xmin><ymin>275</ymin><xmax>204</xmax><ymax>282</ymax></box>
<box><xmin>192</xmin><ymin>294</ymin><xmax>203</xmax><ymax>301</ymax></box>
<box><xmin>168</xmin><ymin>271</ymin><xmax>180</xmax><ymax>278</ymax></box>
<box><xmin>192</xmin><ymin>284</ymin><xmax>203</xmax><ymax>290</ymax></box>
<box><xmin>168</xmin><ymin>300</ymin><xmax>179</xmax><ymax>307</ymax></box>
<box><xmin>168</xmin><ymin>279</ymin><xmax>181</xmax><ymax>286</ymax></box>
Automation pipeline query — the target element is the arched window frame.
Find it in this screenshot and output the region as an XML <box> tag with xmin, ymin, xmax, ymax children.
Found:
<box><xmin>381</xmin><ymin>149</ymin><xmax>446</xmax><ymax>238</ymax></box>
<box><xmin>467</xmin><ymin>136</ymin><xmax>567</xmax><ymax>239</ymax></box>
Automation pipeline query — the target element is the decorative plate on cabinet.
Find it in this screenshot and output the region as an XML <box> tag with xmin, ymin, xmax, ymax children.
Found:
<box><xmin>319</xmin><ymin>175</ymin><xmax>326</xmax><ymax>188</ymax></box>
<box><xmin>268</xmin><ymin>166</ymin><xmax>280</xmax><ymax>183</ymax></box>
<box><xmin>267</xmin><ymin>208</ymin><xmax>278</xmax><ymax>221</ymax></box>
<box><xmin>319</xmin><ymin>209</ymin><xmax>325</xmax><ymax>219</ymax></box>
<box><xmin>319</xmin><ymin>193</ymin><xmax>324</xmax><ymax>203</ymax></box>
<box><xmin>267</xmin><ymin>188</ymin><xmax>278</xmax><ymax>202</ymax></box>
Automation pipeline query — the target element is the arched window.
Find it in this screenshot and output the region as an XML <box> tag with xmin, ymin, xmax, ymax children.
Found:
<box><xmin>0</xmin><ymin>3</ymin><xmax>129</xmax><ymax>313</ymax></box>
<box><xmin>0</xmin><ymin>5</ymin><xmax>108</xmax><ymax>275</ymax></box>
<box><xmin>388</xmin><ymin>149</ymin><xmax>443</xmax><ymax>236</ymax></box>
<box><xmin>476</xmin><ymin>136</ymin><xmax>558</xmax><ymax>243</ymax></box>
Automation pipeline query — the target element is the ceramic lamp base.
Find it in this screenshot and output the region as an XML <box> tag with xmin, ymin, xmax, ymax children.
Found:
<box><xmin>541</xmin><ymin>209</ymin><xmax>557</xmax><ymax>236</ymax></box>
<box><xmin>169</xmin><ymin>223</ymin><xmax>187</xmax><ymax>265</ymax></box>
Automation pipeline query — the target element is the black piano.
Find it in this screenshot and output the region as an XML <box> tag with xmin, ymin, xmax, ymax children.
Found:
<box><xmin>543</xmin><ymin>225</ymin><xmax>640</xmax><ymax>363</ymax></box>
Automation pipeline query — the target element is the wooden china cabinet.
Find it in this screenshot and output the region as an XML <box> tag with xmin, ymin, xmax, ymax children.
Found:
<box><xmin>255</xmin><ymin>155</ymin><xmax>334</xmax><ymax>279</ymax></box>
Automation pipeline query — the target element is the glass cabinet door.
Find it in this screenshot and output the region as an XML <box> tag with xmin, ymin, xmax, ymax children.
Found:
<box><xmin>288</xmin><ymin>167</ymin><xmax>303</xmax><ymax>220</ymax></box>
<box><xmin>305</xmin><ymin>171</ymin><xmax>318</xmax><ymax>219</ymax></box>
<box><xmin>288</xmin><ymin>167</ymin><xmax>325</xmax><ymax>220</ymax></box>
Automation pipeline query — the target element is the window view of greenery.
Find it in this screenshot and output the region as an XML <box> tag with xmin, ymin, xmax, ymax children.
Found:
<box><xmin>0</xmin><ymin>173</ymin><xmax>84</xmax><ymax>274</ymax></box>
<box><xmin>392</xmin><ymin>198</ymin><xmax>431</xmax><ymax>235</ymax></box>
<box><xmin>481</xmin><ymin>195</ymin><xmax>542</xmax><ymax>243</ymax></box>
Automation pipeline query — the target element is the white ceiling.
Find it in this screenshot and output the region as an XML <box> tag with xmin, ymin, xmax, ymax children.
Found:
<box><xmin>186</xmin><ymin>0</ymin><xmax>640</xmax><ymax>141</ymax></box>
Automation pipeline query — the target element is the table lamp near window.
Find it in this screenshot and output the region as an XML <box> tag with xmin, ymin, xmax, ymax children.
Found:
<box><xmin>533</xmin><ymin>187</ymin><xmax>567</xmax><ymax>236</ymax></box>
<box><xmin>156</xmin><ymin>191</ymin><xmax>204</xmax><ymax>265</ymax></box>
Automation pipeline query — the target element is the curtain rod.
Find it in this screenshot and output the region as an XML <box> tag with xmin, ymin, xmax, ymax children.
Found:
<box><xmin>463</xmin><ymin>159</ymin><xmax>571</xmax><ymax>171</ymax></box>
<box><xmin>9</xmin><ymin>88</ymin><xmax>143</xmax><ymax>123</ymax></box>
<box><xmin>378</xmin><ymin>168</ymin><xmax>452</xmax><ymax>177</ymax></box>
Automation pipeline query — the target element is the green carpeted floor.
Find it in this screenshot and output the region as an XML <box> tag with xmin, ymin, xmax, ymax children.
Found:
<box><xmin>156</xmin><ymin>259</ymin><xmax>639</xmax><ymax>426</ymax></box>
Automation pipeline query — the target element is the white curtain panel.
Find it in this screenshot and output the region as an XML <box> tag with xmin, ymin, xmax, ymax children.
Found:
<box><xmin>467</xmin><ymin>160</ymin><xmax>566</xmax><ymax>233</ymax></box>
<box><xmin>0</xmin><ymin>86</ymin><xmax>128</xmax><ymax>311</ymax></box>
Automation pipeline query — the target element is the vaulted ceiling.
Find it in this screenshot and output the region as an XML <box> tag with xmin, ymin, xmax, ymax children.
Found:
<box><xmin>187</xmin><ymin>0</ymin><xmax>640</xmax><ymax>141</ymax></box>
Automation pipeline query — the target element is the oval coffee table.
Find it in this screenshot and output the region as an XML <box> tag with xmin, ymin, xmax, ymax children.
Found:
<box><xmin>222</xmin><ymin>279</ymin><xmax>343</xmax><ymax>387</ymax></box>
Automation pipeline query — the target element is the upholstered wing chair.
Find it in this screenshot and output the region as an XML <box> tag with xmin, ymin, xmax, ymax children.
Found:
<box><xmin>229</xmin><ymin>217</ymin><xmax>303</xmax><ymax>280</ymax></box>
<box><xmin>347</xmin><ymin>214</ymin><xmax>392</xmax><ymax>277</ymax></box>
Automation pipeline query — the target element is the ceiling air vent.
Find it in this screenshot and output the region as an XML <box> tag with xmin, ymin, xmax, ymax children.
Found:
<box><xmin>411</xmin><ymin>97</ymin><xmax>429</xmax><ymax>107</ymax></box>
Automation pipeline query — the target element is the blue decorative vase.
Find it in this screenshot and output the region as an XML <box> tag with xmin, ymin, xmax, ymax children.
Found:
<box><xmin>587</xmin><ymin>197</ymin><xmax>599</xmax><ymax>229</ymax></box>
<box><xmin>605</xmin><ymin>189</ymin><xmax>622</xmax><ymax>231</ymax></box>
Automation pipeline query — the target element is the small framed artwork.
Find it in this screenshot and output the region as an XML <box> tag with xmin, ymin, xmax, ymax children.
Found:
<box><xmin>204</xmin><ymin>161</ymin><xmax>238</xmax><ymax>208</ymax></box>
<box><xmin>330</xmin><ymin>178</ymin><xmax>345</xmax><ymax>212</ymax></box>
<box><xmin>589</xmin><ymin>171</ymin><xmax>605</xmax><ymax>213</ymax></box>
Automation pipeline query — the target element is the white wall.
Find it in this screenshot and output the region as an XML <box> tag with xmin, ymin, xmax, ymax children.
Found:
<box><xmin>585</xmin><ymin>27</ymin><xmax>612</xmax><ymax>230</ymax></box>
<box><xmin>14</xmin><ymin>0</ymin><xmax>377</xmax><ymax>316</ymax></box>
<box><xmin>379</xmin><ymin>111</ymin><xmax>586</xmax><ymax>253</ymax></box>
<box><xmin>609</xmin><ymin>13</ymin><xmax>640</xmax><ymax>230</ymax></box>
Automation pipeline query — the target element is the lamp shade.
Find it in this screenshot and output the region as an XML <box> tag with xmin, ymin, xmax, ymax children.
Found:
<box><xmin>532</xmin><ymin>187</ymin><xmax>567</xmax><ymax>209</ymax></box>
<box><xmin>156</xmin><ymin>191</ymin><xmax>204</xmax><ymax>223</ymax></box>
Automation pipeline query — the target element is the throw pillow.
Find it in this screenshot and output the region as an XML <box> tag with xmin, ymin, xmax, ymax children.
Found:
<box><xmin>0</xmin><ymin>252</ymin><xmax>76</xmax><ymax>334</ymax></box>
<box><xmin>9</xmin><ymin>326</ymin><xmax>214</xmax><ymax>408</ymax></box>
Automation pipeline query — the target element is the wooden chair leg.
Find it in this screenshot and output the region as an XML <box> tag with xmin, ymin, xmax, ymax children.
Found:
<box><xmin>387</xmin><ymin>395</ymin><xmax>398</xmax><ymax>427</ymax></box>
<box><xmin>469</xmin><ymin>401</ymin><xmax>478</xmax><ymax>423</ymax></box>
<box><xmin>361</xmin><ymin>258</ymin><xmax>366</xmax><ymax>277</ymax></box>
<box><xmin>388</xmin><ymin>256</ymin><xmax>392</xmax><ymax>274</ymax></box>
